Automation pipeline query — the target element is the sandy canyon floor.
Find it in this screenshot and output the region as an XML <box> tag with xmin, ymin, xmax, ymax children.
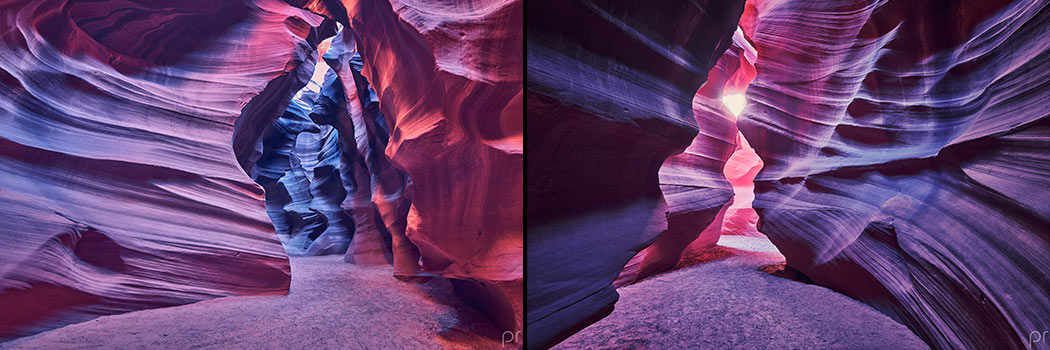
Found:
<box><xmin>1</xmin><ymin>236</ymin><xmax>931</xmax><ymax>349</ymax></box>
<box><xmin>554</xmin><ymin>235</ymin><xmax>929</xmax><ymax>349</ymax></box>
<box><xmin>1</xmin><ymin>256</ymin><xmax>503</xmax><ymax>349</ymax></box>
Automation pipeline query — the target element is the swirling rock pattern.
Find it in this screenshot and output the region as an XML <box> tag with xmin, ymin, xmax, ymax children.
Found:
<box><xmin>719</xmin><ymin>29</ymin><xmax>764</xmax><ymax>238</ymax></box>
<box><xmin>288</xmin><ymin>0</ymin><xmax>526</xmax><ymax>340</ymax></box>
<box><xmin>526</xmin><ymin>1</ymin><xmax>744</xmax><ymax>348</ymax></box>
<box><xmin>616</xmin><ymin>29</ymin><xmax>759</xmax><ymax>287</ymax></box>
<box><xmin>253</xmin><ymin>68</ymin><xmax>355</xmax><ymax>256</ymax></box>
<box><xmin>319</xmin><ymin>31</ymin><xmax>421</xmax><ymax>276</ymax></box>
<box><xmin>738</xmin><ymin>0</ymin><xmax>1050</xmax><ymax>348</ymax></box>
<box><xmin>0</xmin><ymin>0</ymin><xmax>325</xmax><ymax>340</ymax></box>
<box><xmin>722</xmin><ymin>131</ymin><xmax>764</xmax><ymax>237</ymax></box>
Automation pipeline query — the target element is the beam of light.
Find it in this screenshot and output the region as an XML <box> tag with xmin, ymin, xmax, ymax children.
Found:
<box><xmin>722</xmin><ymin>93</ymin><xmax>747</xmax><ymax>116</ymax></box>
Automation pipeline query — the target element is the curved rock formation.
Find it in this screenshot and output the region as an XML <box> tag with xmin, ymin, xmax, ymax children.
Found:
<box><xmin>738</xmin><ymin>0</ymin><xmax>1050</xmax><ymax>348</ymax></box>
<box><xmin>721</xmin><ymin>131</ymin><xmax>763</xmax><ymax>237</ymax></box>
<box><xmin>616</xmin><ymin>28</ymin><xmax>759</xmax><ymax>287</ymax></box>
<box><xmin>345</xmin><ymin>0</ymin><xmax>524</xmax><ymax>336</ymax></box>
<box><xmin>253</xmin><ymin>65</ymin><xmax>356</xmax><ymax>256</ymax></box>
<box><xmin>1</xmin><ymin>0</ymin><xmax>524</xmax><ymax>345</ymax></box>
<box><xmin>288</xmin><ymin>0</ymin><xmax>526</xmax><ymax>340</ymax></box>
<box><xmin>318</xmin><ymin>30</ymin><xmax>420</xmax><ymax>275</ymax></box>
<box><xmin>718</xmin><ymin>28</ymin><xmax>764</xmax><ymax>238</ymax></box>
<box><xmin>526</xmin><ymin>1</ymin><xmax>745</xmax><ymax>348</ymax></box>
<box><xmin>0</xmin><ymin>0</ymin><xmax>326</xmax><ymax>340</ymax></box>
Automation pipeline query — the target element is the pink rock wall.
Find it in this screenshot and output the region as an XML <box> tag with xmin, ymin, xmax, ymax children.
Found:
<box><xmin>1</xmin><ymin>0</ymin><xmax>525</xmax><ymax>344</ymax></box>
<box><xmin>348</xmin><ymin>0</ymin><xmax>524</xmax><ymax>335</ymax></box>
<box><xmin>616</xmin><ymin>29</ymin><xmax>759</xmax><ymax>286</ymax></box>
<box><xmin>315</xmin><ymin>29</ymin><xmax>422</xmax><ymax>276</ymax></box>
<box><xmin>288</xmin><ymin>0</ymin><xmax>525</xmax><ymax>338</ymax></box>
<box><xmin>0</xmin><ymin>0</ymin><xmax>325</xmax><ymax>340</ymax></box>
<box><xmin>721</xmin><ymin>131</ymin><xmax>763</xmax><ymax>237</ymax></box>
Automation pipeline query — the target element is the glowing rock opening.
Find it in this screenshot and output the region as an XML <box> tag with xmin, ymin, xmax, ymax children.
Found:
<box><xmin>722</xmin><ymin>94</ymin><xmax>746</xmax><ymax>116</ymax></box>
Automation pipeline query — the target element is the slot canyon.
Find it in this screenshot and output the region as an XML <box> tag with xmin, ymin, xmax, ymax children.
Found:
<box><xmin>528</xmin><ymin>0</ymin><xmax>1049</xmax><ymax>349</ymax></box>
<box><xmin>2</xmin><ymin>0</ymin><xmax>1050</xmax><ymax>349</ymax></box>
<box><xmin>0</xmin><ymin>0</ymin><xmax>521</xmax><ymax>349</ymax></box>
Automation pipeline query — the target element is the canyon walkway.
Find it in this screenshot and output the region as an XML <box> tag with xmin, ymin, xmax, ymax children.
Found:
<box><xmin>554</xmin><ymin>235</ymin><xmax>930</xmax><ymax>349</ymax></box>
<box><xmin>1</xmin><ymin>256</ymin><xmax>502</xmax><ymax>349</ymax></box>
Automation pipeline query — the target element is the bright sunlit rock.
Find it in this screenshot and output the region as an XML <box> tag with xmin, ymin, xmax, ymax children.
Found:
<box><xmin>722</xmin><ymin>93</ymin><xmax>746</xmax><ymax>116</ymax></box>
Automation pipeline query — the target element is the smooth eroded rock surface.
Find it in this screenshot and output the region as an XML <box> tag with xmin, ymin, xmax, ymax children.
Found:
<box><xmin>2</xmin><ymin>0</ymin><xmax>523</xmax><ymax>346</ymax></box>
<box><xmin>255</xmin><ymin>56</ymin><xmax>357</xmax><ymax>256</ymax></box>
<box><xmin>738</xmin><ymin>0</ymin><xmax>1050</xmax><ymax>348</ymax></box>
<box><xmin>0</xmin><ymin>0</ymin><xmax>326</xmax><ymax>340</ymax></box>
<box><xmin>319</xmin><ymin>30</ymin><xmax>420</xmax><ymax>275</ymax></box>
<box><xmin>288</xmin><ymin>0</ymin><xmax>525</xmax><ymax>339</ymax></box>
<box><xmin>616</xmin><ymin>28</ymin><xmax>760</xmax><ymax>287</ymax></box>
<box><xmin>526</xmin><ymin>1</ymin><xmax>745</xmax><ymax>348</ymax></box>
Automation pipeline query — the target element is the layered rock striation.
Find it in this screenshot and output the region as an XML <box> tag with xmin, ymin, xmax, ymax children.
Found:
<box><xmin>0</xmin><ymin>0</ymin><xmax>326</xmax><ymax>340</ymax></box>
<box><xmin>526</xmin><ymin>1</ymin><xmax>745</xmax><ymax>348</ymax></box>
<box><xmin>616</xmin><ymin>28</ymin><xmax>759</xmax><ymax>287</ymax></box>
<box><xmin>288</xmin><ymin>0</ymin><xmax>526</xmax><ymax>340</ymax></box>
<box><xmin>318</xmin><ymin>30</ymin><xmax>420</xmax><ymax>275</ymax></box>
<box><xmin>738</xmin><ymin>0</ymin><xmax>1050</xmax><ymax>348</ymax></box>
<box><xmin>252</xmin><ymin>58</ymin><xmax>356</xmax><ymax>256</ymax></box>
<box><xmin>1</xmin><ymin>0</ymin><xmax>524</xmax><ymax>344</ymax></box>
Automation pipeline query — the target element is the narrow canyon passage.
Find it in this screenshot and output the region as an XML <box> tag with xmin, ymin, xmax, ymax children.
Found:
<box><xmin>527</xmin><ymin>0</ymin><xmax>1050</xmax><ymax>349</ymax></box>
<box><xmin>0</xmin><ymin>0</ymin><xmax>522</xmax><ymax>348</ymax></box>
<box><xmin>547</xmin><ymin>64</ymin><xmax>929</xmax><ymax>348</ymax></box>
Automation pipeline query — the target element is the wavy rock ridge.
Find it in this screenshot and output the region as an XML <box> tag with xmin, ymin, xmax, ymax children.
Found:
<box><xmin>0</xmin><ymin>0</ymin><xmax>327</xmax><ymax>340</ymax></box>
<box><xmin>526</xmin><ymin>1</ymin><xmax>745</xmax><ymax>348</ymax></box>
<box><xmin>3</xmin><ymin>0</ymin><xmax>525</xmax><ymax>345</ymax></box>
<box><xmin>346</xmin><ymin>0</ymin><xmax>523</xmax><ymax>336</ymax></box>
<box><xmin>616</xmin><ymin>29</ymin><xmax>760</xmax><ymax>287</ymax></box>
<box><xmin>318</xmin><ymin>30</ymin><xmax>420</xmax><ymax>274</ymax></box>
<box><xmin>527</xmin><ymin>0</ymin><xmax>1050</xmax><ymax>349</ymax></box>
<box><xmin>256</xmin><ymin>71</ymin><xmax>353</xmax><ymax>256</ymax></box>
<box><xmin>289</xmin><ymin>0</ymin><xmax>528</xmax><ymax>338</ymax></box>
<box><xmin>738</xmin><ymin>0</ymin><xmax>1050</xmax><ymax>348</ymax></box>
